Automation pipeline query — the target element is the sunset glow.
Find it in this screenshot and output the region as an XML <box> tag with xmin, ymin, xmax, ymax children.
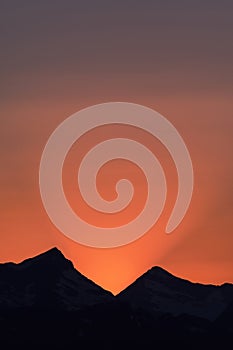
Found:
<box><xmin>1</xmin><ymin>2</ymin><xmax>232</xmax><ymax>294</ymax></box>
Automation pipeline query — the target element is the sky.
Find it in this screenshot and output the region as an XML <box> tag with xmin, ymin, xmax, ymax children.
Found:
<box><xmin>1</xmin><ymin>0</ymin><xmax>233</xmax><ymax>294</ymax></box>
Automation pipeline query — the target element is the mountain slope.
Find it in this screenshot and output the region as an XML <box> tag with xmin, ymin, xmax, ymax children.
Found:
<box><xmin>118</xmin><ymin>266</ymin><xmax>233</xmax><ymax>321</ymax></box>
<box><xmin>0</xmin><ymin>248</ymin><xmax>113</xmax><ymax>311</ymax></box>
<box><xmin>0</xmin><ymin>249</ymin><xmax>233</xmax><ymax>348</ymax></box>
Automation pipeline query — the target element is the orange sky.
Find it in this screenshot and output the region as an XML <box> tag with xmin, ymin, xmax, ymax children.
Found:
<box><xmin>1</xmin><ymin>2</ymin><xmax>233</xmax><ymax>294</ymax></box>
<box><xmin>1</xmin><ymin>94</ymin><xmax>232</xmax><ymax>294</ymax></box>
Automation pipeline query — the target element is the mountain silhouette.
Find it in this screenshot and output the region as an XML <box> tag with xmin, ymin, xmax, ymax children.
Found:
<box><xmin>0</xmin><ymin>248</ymin><xmax>112</xmax><ymax>311</ymax></box>
<box><xmin>118</xmin><ymin>266</ymin><xmax>233</xmax><ymax>321</ymax></box>
<box><xmin>0</xmin><ymin>248</ymin><xmax>232</xmax><ymax>349</ymax></box>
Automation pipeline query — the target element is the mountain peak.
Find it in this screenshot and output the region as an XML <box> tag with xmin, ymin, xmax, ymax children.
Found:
<box><xmin>36</xmin><ymin>247</ymin><xmax>67</xmax><ymax>260</ymax></box>
<box><xmin>119</xmin><ymin>265</ymin><xmax>233</xmax><ymax>322</ymax></box>
<box><xmin>43</xmin><ymin>247</ymin><xmax>63</xmax><ymax>255</ymax></box>
<box><xmin>0</xmin><ymin>247</ymin><xmax>113</xmax><ymax>311</ymax></box>
<box><xmin>147</xmin><ymin>265</ymin><xmax>174</xmax><ymax>277</ymax></box>
<box><xmin>16</xmin><ymin>247</ymin><xmax>72</xmax><ymax>271</ymax></box>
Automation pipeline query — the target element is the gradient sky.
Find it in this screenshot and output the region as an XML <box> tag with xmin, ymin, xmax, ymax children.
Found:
<box><xmin>1</xmin><ymin>0</ymin><xmax>233</xmax><ymax>294</ymax></box>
